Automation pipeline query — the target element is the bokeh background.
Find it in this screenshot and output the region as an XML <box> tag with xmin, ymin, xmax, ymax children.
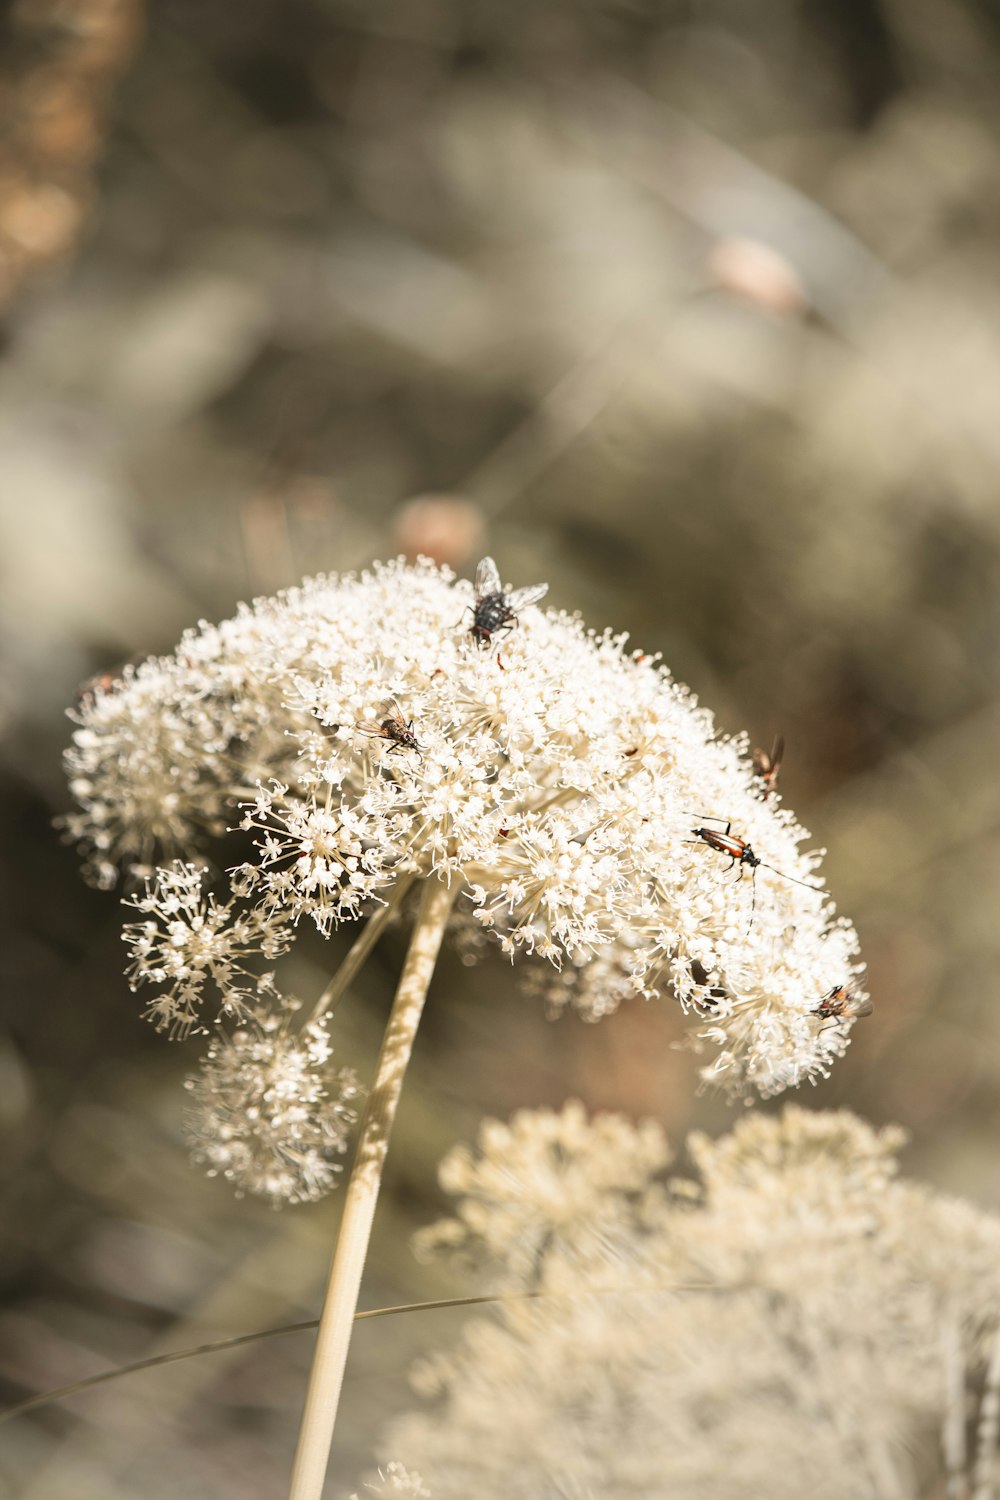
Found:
<box><xmin>4</xmin><ymin>0</ymin><xmax>1000</xmax><ymax>1493</ymax></box>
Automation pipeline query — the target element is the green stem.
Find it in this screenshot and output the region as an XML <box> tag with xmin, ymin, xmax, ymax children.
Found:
<box><xmin>287</xmin><ymin>874</ymin><xmax>456</xmax><ymax>1500</ymax></box>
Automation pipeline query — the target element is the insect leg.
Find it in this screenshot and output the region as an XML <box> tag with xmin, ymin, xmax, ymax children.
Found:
<box><xmin>743</xmin><ymin>867</ymin><xmax>756</xmax><ymax>934</ymax></box>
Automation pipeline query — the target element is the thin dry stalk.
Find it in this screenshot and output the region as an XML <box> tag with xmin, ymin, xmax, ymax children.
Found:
<box><xmin>287</xmin><ymin>874</ymin><xmax>455</xmax><ymax>1500</ymax></box>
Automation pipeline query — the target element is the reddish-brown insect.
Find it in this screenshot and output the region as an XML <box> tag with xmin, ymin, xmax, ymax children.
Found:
<box><xmin>689</xmin><ymin>816</ymin><xmax>818</xmax><ymax>927</ymax></box>
<box><xmin>355</xmin><ymin>700</ymin><xmax>421</xmax><ymax>755</ymax></box>
<box><xmin>691</xmin><ymin>821</ymin><xmax>761</xmax><ymax>872</ymax></box>
<box><xmin>812</xmin><ymin>984</ymin><xmax>873</xmax><ymax>1025</ymax></box>
<box><xmin>752</xmin><ymin>734</ymin><xmax>784</xmax><ymax>798</ymax></box>
<box><xmin>76</xmin><ymin>669</ymin><xmax>119</xmax><ymax>700</ymax></box>
<box><xmin>74</xmin><ymin>661</ymin><xmax>135</xmax><ymax>708</ymax></box>
<box><xmin>75</xmin><ymin>652</ymin><xmax>175</xmax><ymax>708</ymax></box>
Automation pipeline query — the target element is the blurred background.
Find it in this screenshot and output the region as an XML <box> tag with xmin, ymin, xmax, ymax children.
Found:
<box><xmin>4</xmin><ymin>0</ymin><xmax>1000</xmax><ymax>1493</ymax></box>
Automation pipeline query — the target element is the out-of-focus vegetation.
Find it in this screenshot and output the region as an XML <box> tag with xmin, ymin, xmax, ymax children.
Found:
<box><xmin>4</xmin><ymin>0</ymin><xmax>1000</xmax><ymax>1493</ymax></box>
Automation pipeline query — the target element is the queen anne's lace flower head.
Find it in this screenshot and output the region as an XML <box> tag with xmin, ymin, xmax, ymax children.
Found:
<box><xmin>66</xmin><ymin>557</ymin><xmax>867</xmax><ymax>1096</ymax></box>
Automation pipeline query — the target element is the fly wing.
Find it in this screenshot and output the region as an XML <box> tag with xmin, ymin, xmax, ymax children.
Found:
<box><xmin>505</xmin><ymin>581</ymin><xmax>549</xmax><ymax>612</ymax></box>
<box><xmin>475</xmin><ymin>556</ymin><xmax>501</xmax><ymax>599</ymax></box>
<box><xmin>357</xmin><ymin>697</ymin><xmax>403</xmax><ymax>732</ymax></box>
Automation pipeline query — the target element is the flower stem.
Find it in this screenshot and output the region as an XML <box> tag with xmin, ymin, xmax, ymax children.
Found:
<box><xmin>309</xmin><ymin>873</ymin><xmax>416</xmax><ymax>1025</ymax></box>
<box><xmin>287</xmin><ymin>874</ymin><xmax>456</xmax><ymax>1500</ymax></box>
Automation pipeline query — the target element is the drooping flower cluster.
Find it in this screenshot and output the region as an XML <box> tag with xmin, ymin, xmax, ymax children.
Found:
<box><xmin>379</xmin><ymin>1104</ymin><xmax>1000</xmax><ymax>1500</ymax></box>
<box><xmin>65</xmin><ymin>557</ymin><xmax>867</xmax><ymax>1102</ymax></box>
<box><xmin>123</xmin><ymin>861</ymin><xmax>294</xmax><ymax>1035</ymax></box>
<box><xmin>184</xmin><ymin>996</ymin><xmax>360</xmax><ymax>1207</ymax></box>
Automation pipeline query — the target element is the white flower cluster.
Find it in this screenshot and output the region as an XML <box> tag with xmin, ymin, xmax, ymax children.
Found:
<box><xmin>383</xmin><ymin>1104</ymin><xmax>1000</xmax><ymax>1500</ymax></box>
<box><xmin>66</xmin><ymin>557</ymin><xmax>867</xmax><ymax>1095</ymax></box>
<box><xmin>184</xmin><ymin>997</ymin><xmax>360</xmax><ymax>1207</ymax></box>
<box><xmin>122</xmin><ymin>860</ymin><xmax>294</xmax><ymax>1035</ymax></box>
<box><xmin>414</xmin><ymin>1100</ymin><xmax>670</xmax><ymax>1289</ymax></box>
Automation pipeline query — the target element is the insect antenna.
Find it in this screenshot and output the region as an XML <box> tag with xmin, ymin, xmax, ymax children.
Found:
<box><xmin>758</xmin><ymin>862</ymin><xmax>822</xmax><ymax>894</ymax></box>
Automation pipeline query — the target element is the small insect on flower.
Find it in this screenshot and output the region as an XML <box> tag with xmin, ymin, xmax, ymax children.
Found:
<box><xmin>76</xmin><ymin>668</ymin><xmax>120</xmax><ymax>703</ymax></box>
<box><xmin>74</xmin><ymin>660</ymin><xmax>134</xmax><ymax>708</ymax></box>
<box><xmin>752</xmin><ymin>735</ymin><xmax>784</xmax><ymax>799</ymax></box>
<box><xmin>689</xmin><ymin>816</ymin><xmax>817</xmax><ymax>927</ymax></box>
<box><xmin>690</xmin><ymin>820</ymin><xmax>762</xmax><ymax>874</ymax></box>
<box><xmin>355</xmin><ymin>700</ymin><xmax>421</xmax><ymax>755</ymax></box>
<box><xmin>689</xmin><ymin>958</ymin><xmax>729</xmax><ymax>1012</ymax></box>
<box><xmin>812</xmin><ymin>983</ymin><xmax>874</xmax><ymax>1027</ymax></box>
<box><xmin>468</xmin><ymin>555</ymin><xmax>548</xmax><ymax>648</ymax></box>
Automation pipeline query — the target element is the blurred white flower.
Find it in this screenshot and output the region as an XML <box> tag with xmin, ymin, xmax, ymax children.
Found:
<box><xmin>349</xmin><ymin>1464</ymin><xmax>431</xmax><ymax>1499</ymax></box>
<box><xmin>415</xmin><ymin>1100</ymin><xmax>670</xmax><ymax>1288</ymax></box>
<box><xmin>385</xmin><ymin>1103</ymin><xmax>1000</xmax><ymax>1500</ymax></box>
<box><xmin>67</xmin><ymin>557</ymin><xmax>866</xmax><ymax>1095</ymax></box>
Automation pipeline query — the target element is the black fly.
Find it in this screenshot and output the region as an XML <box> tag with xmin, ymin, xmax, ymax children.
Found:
<box><xmin>355</xmin><ymin>699</ymin><xmax>421</xmax><ymax>755</ymax></box>
<box><xmin>469</xmin><ymin>556</ymin><xmax>548</xmax><ymax>647</ymax></box>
